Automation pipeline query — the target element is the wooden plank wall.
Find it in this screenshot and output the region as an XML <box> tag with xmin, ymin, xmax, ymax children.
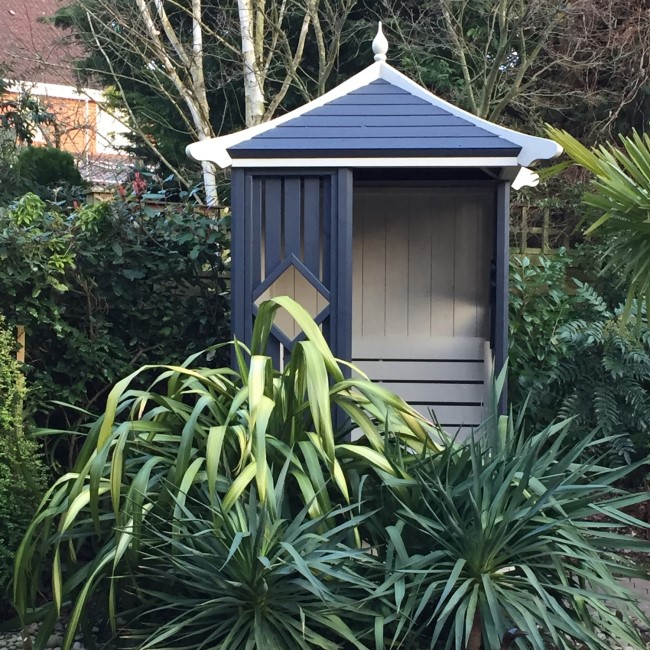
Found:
<box><xmin>351</xmin><ymin>186</ymin><xmax>494</xmax><ymax>433</ymax></box>
<box><xmin>250</xmin><ymin>174</ymin><xmax>330</xmax><ymax>346</ymax></box>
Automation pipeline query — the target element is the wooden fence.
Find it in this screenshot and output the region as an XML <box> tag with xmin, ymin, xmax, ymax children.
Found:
<box><xmin>16</xmin><ymin>326</ymin><xmax>25</xmax><ymax>362</ymax></box>
<box><xmin>510</xmin><ymin>204</ymin><xmax>582</xmax><ymax>253</ymax></box>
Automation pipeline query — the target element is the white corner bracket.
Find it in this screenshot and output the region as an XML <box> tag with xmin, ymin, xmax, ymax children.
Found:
<box><xmin>511</xmin><ymin>167</ymin><xmax>540</xmax><ymax>190</ymax></box>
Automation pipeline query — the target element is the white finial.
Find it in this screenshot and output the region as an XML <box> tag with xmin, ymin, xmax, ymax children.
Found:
<box><xmin>372</xmin><ymin>21</ymin><xmax>388</xmax><ymax>62</ymax></box>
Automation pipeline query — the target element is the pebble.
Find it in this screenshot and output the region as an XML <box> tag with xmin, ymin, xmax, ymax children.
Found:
<box><xmin>46</xmin><ymin>635</ymin><xmax>62</xmax><ymax>648</ymax></box>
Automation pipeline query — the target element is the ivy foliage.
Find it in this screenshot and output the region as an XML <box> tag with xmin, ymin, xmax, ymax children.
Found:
<box><xmin>510</xmin><ymin>248</ymin><xmax>650</xmax><ymax>465</ymax></box>
<box><xmin>0</xmin><ymin>192</ymin><xmax>230</xmax><ymax>445</ymax></box>
<box><xmin>0</xmin><ymin>314</ymin><xmax>45</xmax><ymax>615</ymax></box>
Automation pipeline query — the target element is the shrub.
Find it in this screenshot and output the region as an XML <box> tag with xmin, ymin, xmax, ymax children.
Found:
<box><xmin>509</xmin><ymin>248</ymin><xmax>650</xmax><ymax>465</ymax></box>
<box><xmin>376</xmin><ymin>407</ymin><xmax>650</xmax><ymax>650</ymax></box>
<box><xmin>125</xmin><ymin>485</ymin><xmax>379</xmax><ymax>650</ymax></box>
<box><xmin>509</xmin><ymin>250</ymin><xmax>577</xmax><ymax>409</ymax></box>
<box><xmin>0</xmin><ymin>192</ymin><xmax>230</xmax><ymax>455</ymax></box>
<box><xmin>0</xmin><ymin>314</ymin><xmax>45</xmax><ymax>617</ymax></box>
<box><xmin>14</xmin><ymin>146</ymin><xmax>83</xmax><ymax>187</ymax></box>
<box><xmin>14</xmin><ymin>298</ymin><xmax>439</xmax><ymax>649</ymax></box>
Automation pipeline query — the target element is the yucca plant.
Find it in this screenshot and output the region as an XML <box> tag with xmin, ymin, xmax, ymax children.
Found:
<box><xmin>374</xmin><ymin>409</ymin><xmax>650</xmax><ymax>650</ymax></box>
<box><xmin>14</xmin><ymin>297</ymin><xmax>441</xmax><ymax>649</ymax></box>
<box><xmin>547</xmin><ymin>126</ymin><xmax>650</xmax><ymax>321</ymax></box>
<box><xmin>121</xmin><ymin>475</ymin><xmax>379</xmax><ymax>650</ymax></box>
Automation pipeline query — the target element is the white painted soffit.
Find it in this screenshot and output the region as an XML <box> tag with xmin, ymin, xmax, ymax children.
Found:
<box><xmin>230</xmin><ymin>157</ymin><xmax>520</xmax><ymax>169</ymax></box>
<box><xmin>186</xmin><ymin>61</ymin><xmax>562</xmax><ymax>170</ymax></box>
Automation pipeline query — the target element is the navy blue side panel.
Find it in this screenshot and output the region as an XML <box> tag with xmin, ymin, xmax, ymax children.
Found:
<box><xmin>494</xmin><ymin>181</ymin><xmax>510</xmax><ymax>414</ymax></box>
<box><xmin>230</xmin><ymin>169</ymin><xmax>247</xmax><ymax>355</ymax></box>
<box><xmin>240</xmin><ymin>170</ymin><xmax>347</xmax><ymax>370</ymax></box>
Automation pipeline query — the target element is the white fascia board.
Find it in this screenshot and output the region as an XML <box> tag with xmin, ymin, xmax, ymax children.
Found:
<box><xmin>6</xmin><ymin>80</ymin><xmax>104</xmax><ymax>102</ymax></box>
<box><xmin>377</xmin><ymin>64</ymin><xmax>562</xmax><ymax>166</ymax></box>
<box><xmin>186</xmin><ymin>63</ymin><xmax>384</xmax><ymax>168</ymax></box>
<box><xmin>186</xmin><ymin>60</ymin><xmax>561</xmax><ymax>169</ymax></box>
<box><xmin>231</xmin><ymin>157</ymin><xmax>520</xmax><ymax>169</ymax></box>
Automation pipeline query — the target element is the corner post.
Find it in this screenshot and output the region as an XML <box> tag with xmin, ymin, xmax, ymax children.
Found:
<box><xmin>230</xmin><ymin>169</ymin><xmax>250</xmax><ymax>364</ymax></box>
<box><xmin>332</xmin><ymin>169</ymin><xmax>353</xmax><ymax>377</ymax></box>
<box><xmin>495</xmin><ymin>180</ymin><xmax>510</xmax><ymax>414</ymax></box>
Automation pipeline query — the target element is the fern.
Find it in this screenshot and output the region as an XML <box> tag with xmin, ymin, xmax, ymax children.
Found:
<box><xmin>510</xmin><ymin>248</ymin><xmax>650</xmax><ymax>466</ymax></box>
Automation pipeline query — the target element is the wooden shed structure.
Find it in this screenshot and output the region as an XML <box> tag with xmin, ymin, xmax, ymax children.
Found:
<box><xmin>187</xmin><ymin>25</ymin><xmax>561</xmax><ymax>432</ymax></box>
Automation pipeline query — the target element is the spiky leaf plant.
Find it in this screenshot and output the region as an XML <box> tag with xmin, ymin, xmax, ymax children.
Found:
<box><xmin>14</xmin><ymin>297</ymin><xmax>440</xmax><ymax>649</ymax></box>
<box><xmin>122</xmin><ymin>478</ymin><xmax>379</xmax><ymax>650</ymax></box>
<box><xmin>547</xmin><ymin>127</ymin><xmax>650</xmax><ymax>321</ymax></box>
<box><xmin>374</xmin><ymin>409</ymin><xmax>650</xmax><ymax>650</ymax></box>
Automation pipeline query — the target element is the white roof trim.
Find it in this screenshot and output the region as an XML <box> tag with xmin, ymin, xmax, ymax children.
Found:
<box><xmin>231</xmin><ymin>157</ymin><xmax>520</xmax><ymax>169</ymax></box>
<box><xmin>186</xmin><ymin>61</ymin><xmax>562</xmax><ymax>169</ymax></box>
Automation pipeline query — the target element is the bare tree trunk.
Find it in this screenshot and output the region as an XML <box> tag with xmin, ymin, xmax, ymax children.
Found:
<box><xmin>466</xmin><ymin>610</ymin><xmax>482</xmax><ymax>650</ymax></box>
<box><xmin>238</xmin><ymin>0</ymin><xmax>266</xmax><ymax>126</ymax></box>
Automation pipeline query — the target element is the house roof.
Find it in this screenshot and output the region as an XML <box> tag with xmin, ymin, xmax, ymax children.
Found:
<box><xmin>228</xmin><ymin>78</ymin><xmax>521</xmax><ymax>160</ymax></box>
<box><xmin>187</xmin><ymin>29</ymin><xmax>561</xmax><ymax>172</ymax></box>
<box><xmin>0</xmin><ymin>0</ymin><xmax>83</xmax><ymax>86</ymax></box>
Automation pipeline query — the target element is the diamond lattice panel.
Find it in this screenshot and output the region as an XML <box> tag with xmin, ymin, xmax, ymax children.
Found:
<box><xmin>254</xmin><ymin>264</ymin><xmax>329</xmax><ymax>342</ymax></box>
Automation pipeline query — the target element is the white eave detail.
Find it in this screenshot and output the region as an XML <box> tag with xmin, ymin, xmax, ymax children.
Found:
<box><xmin>231</xmin><ymin>157</ymin><xmax>520</xmax><ymax>169</ymax></box>
<box><xmin>186</xmin><ymin>61</ymin><xmax>562</xmax><ymax>170</ymax></box>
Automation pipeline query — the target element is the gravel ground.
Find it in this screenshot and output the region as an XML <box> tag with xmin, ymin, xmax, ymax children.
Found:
<box><xmin>1</xmin><ymin>617</ymin><xmax>649</xmax><ymax>649</ymax></box>
<box><xmin>0</xmin><ymin>621</ymin><xmax>90</xmax><ymax>650</ymax></box>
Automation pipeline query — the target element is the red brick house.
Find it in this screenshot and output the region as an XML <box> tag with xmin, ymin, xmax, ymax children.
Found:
<box><xmin>0</xmin><ymin>0</ymin><xmax>130</xmax><ymax>183</ymax></box>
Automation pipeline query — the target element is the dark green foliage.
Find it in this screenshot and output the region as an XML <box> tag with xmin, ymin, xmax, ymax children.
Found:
<box><xmin>125</xmin><ymin>488</ymin><xmax>378</xmax><ymax>650</ymax></box>
<box><xmin>549</xmin><ymin>128</ymin><xmax>650</xmax><ymax>320</ymax></box>
<box><xmin>509</xmin><ymin>248</ymin><xmax>650</xmax><ymax>464</ymax></box>
<box><xmin>509</xmin><ymin>251</ymin><xmax>576</xmax><ymax>407</ymax></box>
<box><xmin>0</xmin><ymin>192</ymin><xmax>230</xmax><ymax>448</ymax></box>
<box><xmin>14</xmin><ymin>146</ymin><xmax>83</xmax><ymax>187</ymax></box>
<box><xmin>549</xmin><ymin>294</ymin><xmax>650</xmax><ymax>463</ymax></box>
<box><xmin>0</xmin><ymin>314</ymin><xmax>45</xmax><ymax>616</ymax></box>
<box><xmin>378</xmin><ymin>409</ymin><xmax>650</xmax><ymax>650</ymax></box>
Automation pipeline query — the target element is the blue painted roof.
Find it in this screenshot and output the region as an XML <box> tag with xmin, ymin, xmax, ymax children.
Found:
<box><xmin>228</xmin><ymin>79</ymin><xmax>521</xmax><ymax>159</ymax></box>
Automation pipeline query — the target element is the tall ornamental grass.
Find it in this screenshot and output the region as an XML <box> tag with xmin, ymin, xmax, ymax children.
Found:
<box><xmin>14</xmin><ymin>297</ymin><xmax>441</xmax><ymax>649</ymax></box>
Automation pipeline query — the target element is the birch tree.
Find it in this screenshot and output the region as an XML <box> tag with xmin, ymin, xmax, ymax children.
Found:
<box><xmin>383</xmin><ymin>0</ymin><xmax>650</xmax><ymax>137</ymax></box>
<box><xmin>55</xmin><ymin>0</ymin><xmax>357</xmax><ymax>202</ymax></box>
